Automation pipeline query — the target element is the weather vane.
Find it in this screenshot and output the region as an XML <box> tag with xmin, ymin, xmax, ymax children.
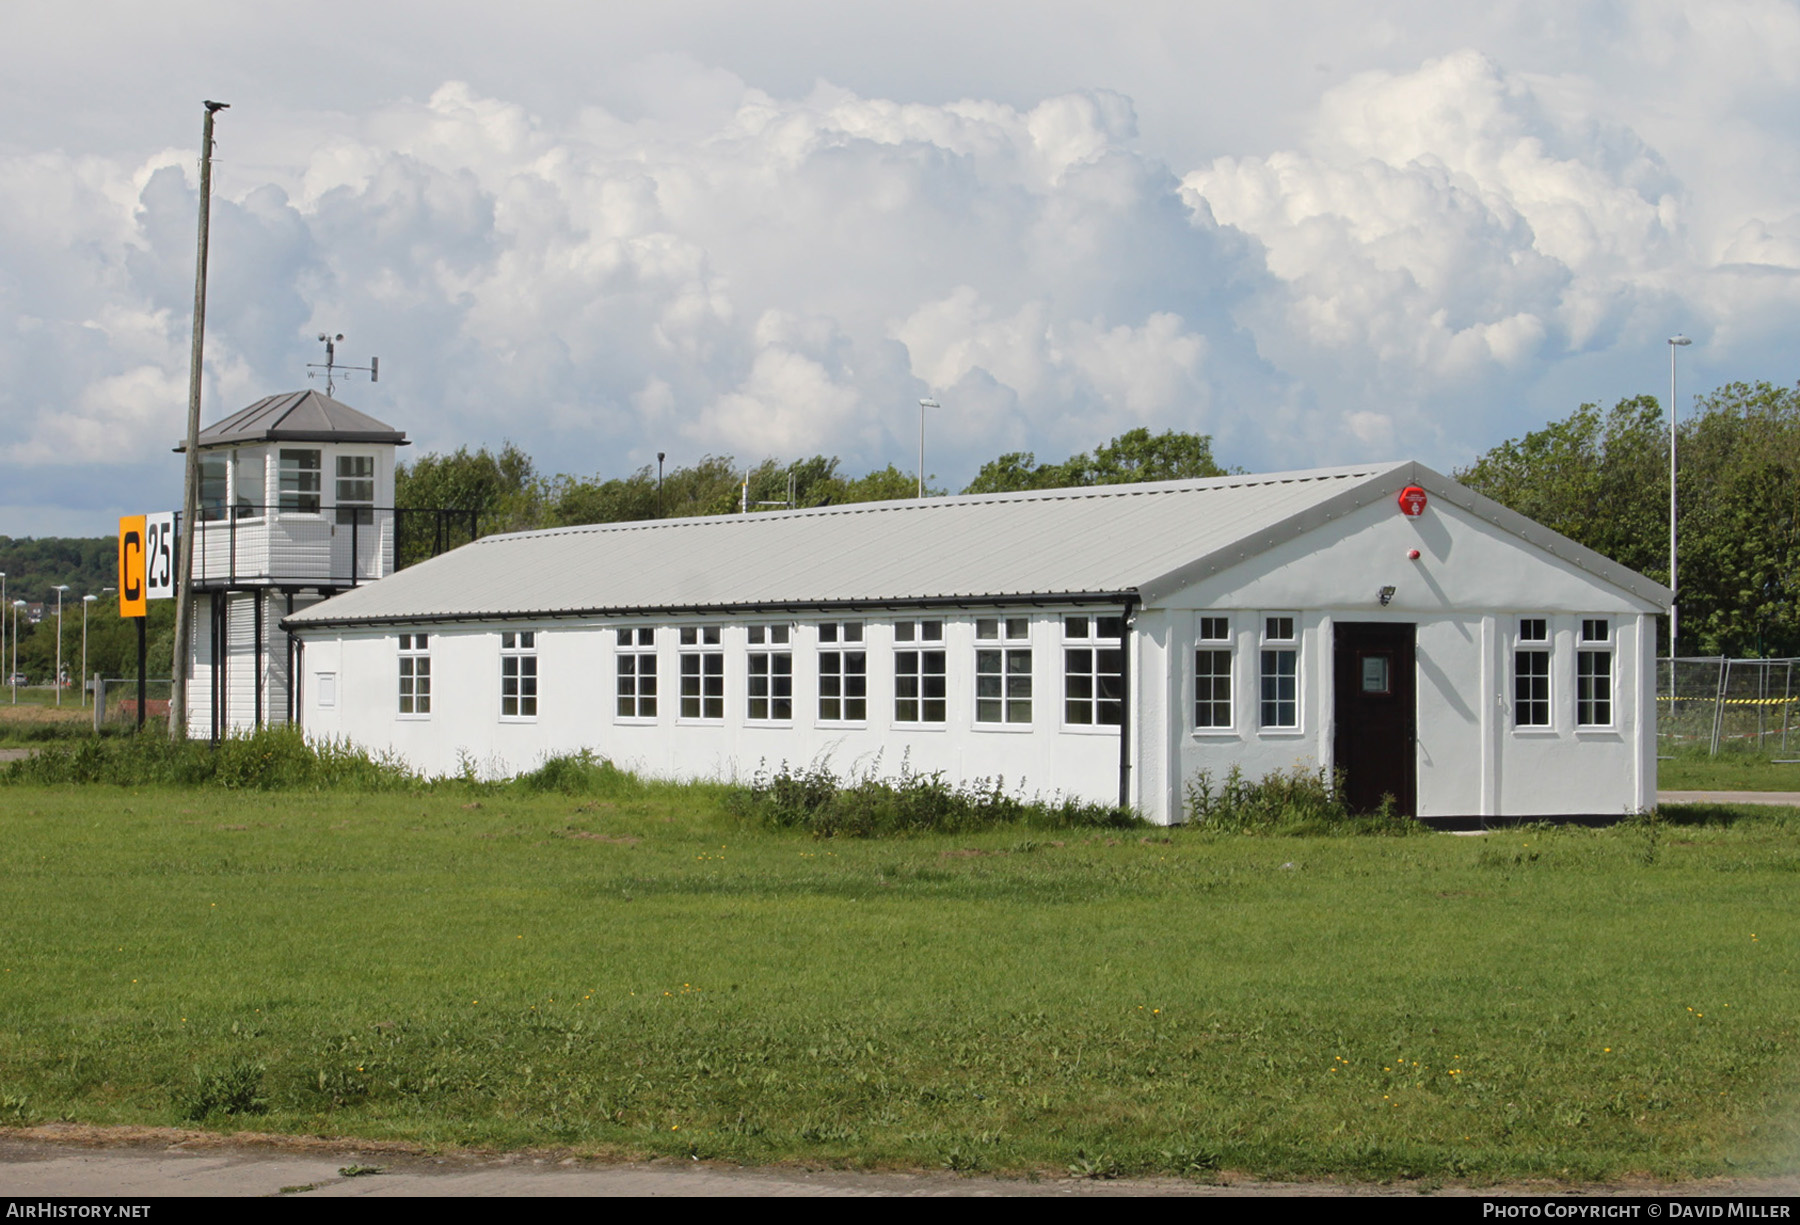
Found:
<box><xmin>306</xmin><ymin>333</ymin><xmax>379</xmax><ymax>397</ymax></box>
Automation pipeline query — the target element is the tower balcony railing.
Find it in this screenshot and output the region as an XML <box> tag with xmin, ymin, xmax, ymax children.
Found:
<box><xmin>178</xmin><ymin>505</ymin><xmax>479</xmax><ymax>590</ymax></box>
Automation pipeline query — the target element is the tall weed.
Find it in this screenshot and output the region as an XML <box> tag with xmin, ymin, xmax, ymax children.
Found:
<box><xmin>728</xmin><ymin>758</ymin><xmax>1139</xmax><ymax>836</ymax></box>
<box><xmin>1184</xmin><ymin>764</ymin><xmax>1418</xmax><ymax>835</ymax></box>
<box><xmin>514</xmin><ymin>750</ymin><xmax>648</xmax><ymax>798</ymax></box>
<box><xmin>3</xmin><ymin>725</ymin><xmax>419</xmax><ymax>791</ymax></box>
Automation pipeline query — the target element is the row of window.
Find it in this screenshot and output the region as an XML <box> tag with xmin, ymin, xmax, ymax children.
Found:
<box><xmin>388</xmin><ymin>613</ymin><xmax>1621</xmax><ymax>733</ymax></box>
<box><xmin>1514</xmin><ymin>617</ymin><xmax>1613</xmax><ymax>729</ymax></box>
<box><xmin>1192</xmin><ymin>615</ymin><xmax>1618</xmax><ymax>732</ymax></box>
<box><xmin>395</xmin><ymin>617</ymin><xmax>1126</xmax><ymax>728</ymax></box>
<box><xmin>198</xmin><ymin>448</ymin><xmax>375</xmax><ymax>523</ymax></box>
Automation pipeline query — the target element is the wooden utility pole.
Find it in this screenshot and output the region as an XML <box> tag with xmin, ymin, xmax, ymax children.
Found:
<box><xmin>170</xmin><ymin>100</ymin><xmax>227</xmax><ymax>739</ymax></box>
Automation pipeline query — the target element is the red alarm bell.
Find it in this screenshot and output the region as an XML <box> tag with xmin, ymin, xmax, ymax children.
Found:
<box><xmin>1398</xmin><ymin>486</ymin><xmax>1427</xmax><ymax>517</ymax></box>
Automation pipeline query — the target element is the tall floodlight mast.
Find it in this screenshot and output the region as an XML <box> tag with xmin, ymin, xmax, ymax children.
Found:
<box><xmin>1668</xmin><ymin>334</ymin><xmax>1692</xmax><ymax>672</ymax></box>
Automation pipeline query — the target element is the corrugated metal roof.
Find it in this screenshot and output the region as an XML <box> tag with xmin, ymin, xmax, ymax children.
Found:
<box><xmin>176</xmin><ymin>390</ymin><xmax>408</xmax><ymax>452</ymax></box>
<box><xmin>283</xmin><ymin>460</ymin><xmax>1671</xmax><ymax>629</ymax></box>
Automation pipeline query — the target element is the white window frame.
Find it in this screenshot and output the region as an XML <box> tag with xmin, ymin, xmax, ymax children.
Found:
<box><xmin>1193</xmin><ymin>613</ymin><xmax>1234</xmax><ymax>732</ymax></box>
<box><xmin>234</xmin><ymin>449</ymin><xmax>267</xmax><ymax>520</ymax></box>
<box><xmin>1258</xmin><ymin>613</ymin><xmax>1299</xmax><ymax>731</ymax></box>
<box><xmin>1062</xmin><ymin>613</ymin><xmax>1124</xmax><ymax>729</ymax></box>
<box><xmin>975</xmin><ymin>615</ymin><xmax>1033</xmax><ymax>727</ymax></box>
<box><xmin>1513</xmin><ymin>617</ymin><xmax>1552</xmax><ymax>730</ymax></box>
<box><xmin>614</xmin><ymin>626</ymin><xmax>658</xmax><ymax>722</ymax></box>
<box><xmin>747</xmin><ymin>624</ymin><xmax>794</xmax><ymax>724</ymax></box>
<box><xmin>278</xmin><ymin>448</ymin><xmax>323</xmax><ymax>515</ymax></box>
<box><xmin>198</xmin><ymin>455</ymin><xmax>229</xmax><ymax>523</ymax></box>
<box><xmin>816</xmin><ymin>621</ymin><xmax>867</xmax><ymax>724</ymax></box>
<box><xmin>893</xmin><ymin>618</ymin><xmax>947</xmax><ymax>727</ymax></box>
<box><xmin>1576</xmin><ymin>618</ymin><xmax>1613</xmax><ymax>729</ymax></box>
<box><xmin>501</xmin><ymin>630</ymin><xmax>538</xmax><ymax>720</ymax></box>
<box><xmin>335</xmin><ymin>453</ymin><xmax>376</xmax><ymax>526</ymax></box>
<box><xmin>679</xmin><ymin>625</ymin><xmax>724</xmax><ymax>722</ymax></box>
<box><xmin>398</xmin><ymin>632</ymin><xmax>430</xmax><ymax>718</ymax></box>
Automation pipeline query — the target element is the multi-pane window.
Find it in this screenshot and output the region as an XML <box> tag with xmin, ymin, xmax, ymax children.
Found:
<box><xmin>679</xmin><ymin>626</ymin><xmax>724</xmax><ymax>719</ymax></box>
<box><xmin>817</xmin><ymin>621</ymin><xmax>867</xmax><ymax>722</ymax></box>
<box><xmin>976</xmin><ymin>617</ymin><xmax>1032</xmax><ymax>724</ymax></box>
<box><xmin>747</xmin><ymin>624</ymin><xmax>793</xmax><ymax>722</ymax></box>
<box><xmin>199</xmin><ymin>457</ymin><xmax>229</xmax><ymax>522</ymax></box>
<box><xmin>894</xmin><ymin>619</ymin><xmax>946</xmax><ymax>724</ymax></box>
<box><xmin>615</xmin><ymin>626</ymin><xmax>657</xmax><ymax>719</ymax></box>
<box><xmin>398</xmin><ymin>633</ymin><xmax>430</xmax><ymax>715</ymax></box>
<box><xmin>236</xmin><ymin>452</ymin><xmax>265</xmax><ymax>516</ymax></box>
<box><xmin>501</xmin><ymin>631</ymin><xmax>537</xmax><ymax>718</ymax></box>
<box><xmin>279</xmin><ymin>449</ymin><xmax>322</xmax><ymax>513</ymax></box>
<box><xmin>1514</xmin><ymin>618</ymin><xmax>1550</xmax><ymax>728</ymax></box>
<box><xmin>1063</xmin><ymin>615</ymin><xmax>1124</xmax><ymax>726</ymax></box>
<box><xmin>1194</xmin><ymin>615</ymin><xmax>1232</xmax><ymax>729</ymax></box>
<box><xmin>335</xmin><ymin>455</ymin><xmax>375</xmax><ymax>526</ymax></box>
<box><xmin>1577</xmin><ymin>618</ymin><xmax>1612</xmax><ymax>727</ymax></box>
<box><xmin>1259</xmin><ymin>614</ymin><xmax>1298</xmax><ymax>729</ymax></box>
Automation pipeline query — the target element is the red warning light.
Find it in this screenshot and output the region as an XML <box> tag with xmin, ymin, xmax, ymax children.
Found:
<box><xmin>1398</xmin><ymin>486</ymin><xmax>1427</xmax><ymax>517</ymax></box>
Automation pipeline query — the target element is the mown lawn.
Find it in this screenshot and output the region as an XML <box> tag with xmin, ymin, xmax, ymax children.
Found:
<box><xmin>1</xmin><ymin>783</ymin><xmax>1796</xmax><ymax>1183</ymax></box>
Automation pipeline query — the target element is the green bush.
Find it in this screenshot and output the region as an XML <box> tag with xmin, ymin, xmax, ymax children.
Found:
<box><xmin>514</xmin><ymin>749</ymin><xmax>648</xmax><ymax>798</ymax></box>
<box><xmin>1183</xmin><ymin>764</ymin><xmax>1418</xmax><ymax>835</ymax></box>
<box><xmin>728</xmin><ymin>759</ymin><xmax>1140</xmax><ymax>836</ymax></box>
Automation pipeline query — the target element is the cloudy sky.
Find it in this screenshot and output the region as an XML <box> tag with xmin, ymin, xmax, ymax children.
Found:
<box><xmin>4</xmin><ymin>0</ymin><xmax>1797</xmax><ymax>535</ymax></box>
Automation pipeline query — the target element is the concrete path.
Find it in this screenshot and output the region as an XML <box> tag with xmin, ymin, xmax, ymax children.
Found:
<box><xmin>4</xmin><ymin>1131</ymin><xmax>1795</xmax><ymax>1198</ymax></box>
<box><xmin>1657</xmin><ymin>790</ymin><xmax>1800</xmax><ymax>807</ymax></box>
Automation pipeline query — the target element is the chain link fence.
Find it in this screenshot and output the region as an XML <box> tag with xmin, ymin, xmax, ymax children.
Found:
<box><xmin>1658</xmin><ymin>656</ymin><xmax>1800</xmax><ymax>757</ymax></box>
<box><xmin>92</xmin><ymin>677</ymin><xmax>174</xmax><ymax>731</ymax></box>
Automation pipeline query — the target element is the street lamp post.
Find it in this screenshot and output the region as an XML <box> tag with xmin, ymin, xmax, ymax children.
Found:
<box><xmin>9</xmin><ymin>599</ymin><xmax>20</xmax><ymax>704</ymax></box>
<box><xmin>1668</xmin><ymin>335</ymin><xmax>1692</xmax><ymax>671</ymax></box>
<box><xmin>917</xmin><ymin>399</ymin><xmax>939</xmax><ymax>499</ymax></box>
<box><xmin>52</xmin><ymin>585</ymin><xmax>71</xmax><ymax>706</ymax></box>
<box><xmin>82</xmin><ymin>594</ymin><xmax>98</xmax><ymax>708</ymax></box>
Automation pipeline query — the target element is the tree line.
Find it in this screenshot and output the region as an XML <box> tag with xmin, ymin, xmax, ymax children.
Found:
<box><xmin>17</xmin><ymin>382</ymin><xmax>1800</xmax><ymax>684</ymax></box>
<box><xmin>1456</xmin><ymin>380</ymin><xmax>1800</xmax><ymax>658</ymax></box>
<box><xmin>393</xmin><ymin>427</ymin><xmax>1232</xmax><ymax>538</ymax></box>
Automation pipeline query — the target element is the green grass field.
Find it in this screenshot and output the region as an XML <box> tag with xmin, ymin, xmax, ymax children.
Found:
<box><xmin>2</xmin><ymin>778</ymin><xmax>1797</xmax><ymax>1184</ymax></box>
<box><xmin>1659</xmin><ymin>748</ymin><xmax>1800</xmax><ymax>792</ymax></box>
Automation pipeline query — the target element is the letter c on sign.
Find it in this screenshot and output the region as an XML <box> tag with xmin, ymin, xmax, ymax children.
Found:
<box><xmin>119</xmin><ymin>515</ymin><xmax>148</xmax><ymax>618</ymax></box>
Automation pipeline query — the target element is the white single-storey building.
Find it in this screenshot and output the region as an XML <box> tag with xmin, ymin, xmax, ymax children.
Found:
<box><xmin>281</xmin><ymin>461</ymin><xmax>1669</xmax><ymax>825</ymax></box>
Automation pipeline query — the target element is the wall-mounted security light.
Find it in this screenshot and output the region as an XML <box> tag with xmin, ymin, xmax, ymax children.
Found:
<box><xmin>1378</xmin><ymin>585</ymin><xmax>1397</xmax><ymax>607</ymax></box>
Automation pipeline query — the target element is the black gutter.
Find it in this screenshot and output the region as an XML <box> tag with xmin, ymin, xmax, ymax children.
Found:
<box><xmin>281</xmin><ymin>589</ymin><xmax>1142</xmax><ymax>633</ymax></box>
<box><xmin>1118</xmin><ymin>593</ymin><xmax>1137</xmax><ymax>811</ymax></box>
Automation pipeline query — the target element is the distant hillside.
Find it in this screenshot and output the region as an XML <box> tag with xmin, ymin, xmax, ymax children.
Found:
<box><xmin>0</xmin><ymin>536</ymin><xmax>116</xmax><ymax>606</ymax></box>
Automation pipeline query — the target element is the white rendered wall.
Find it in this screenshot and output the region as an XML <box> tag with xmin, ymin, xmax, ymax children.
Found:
<box><xmin>299</xmin><ymin>609</ymin><xmax>1129</xmax><ymax>810</ymax></box>
<box><xmin>292</xmin><ymin>493</ymin><xmax>1661</xmax><ymax>824</ymax></box>
<box><xmin>1156</xmin><ymin>495</ymin><xmax>1660</xmax><ymax>822</ymax></box>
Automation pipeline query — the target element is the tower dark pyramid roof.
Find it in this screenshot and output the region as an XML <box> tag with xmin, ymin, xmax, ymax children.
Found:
<box><xmin>175</xmin><ymin>390</ymin><xmax>408</xmax><ymax>452</ymax></box>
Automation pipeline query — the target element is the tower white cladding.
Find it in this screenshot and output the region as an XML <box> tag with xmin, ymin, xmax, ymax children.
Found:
<box><xmin>284</xmin><ymin>462</ymin><xmax>1669</xmax><ymax>826</ymax></box>
<box><xmin>176</xmin><ymin>389</ymin><xmax>417</xmax><ymax>740</ymax></box>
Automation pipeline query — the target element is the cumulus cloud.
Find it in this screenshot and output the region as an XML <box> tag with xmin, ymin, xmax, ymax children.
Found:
<box><xmin>1170</xmin><ymin>44</ymin><xmax>1800</xmax><ymax>458</ymax></box>
<box><xmin>7</xmin><ymin>13</ymin><xmax>1800</xmax><ymax>535</ymax></box>
<box><xmin>0</xmin><ymin>71</ymin><xmax>1281</xmax><ymax>506</ymax></box>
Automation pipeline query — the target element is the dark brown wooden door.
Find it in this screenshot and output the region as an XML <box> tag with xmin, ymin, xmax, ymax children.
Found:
<box><xmin>1333</xmin><ymin>622</ymin><xmax>1416</xmax><ymax>816</ymax></box>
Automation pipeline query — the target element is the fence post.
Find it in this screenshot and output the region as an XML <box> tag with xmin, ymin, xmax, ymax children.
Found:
<box><xmin>1783</xmin><ymin>661</ymin><xmax>1793</xmax><ymax>753</ymax></box>
<box><xmin>1710</xmin><ymin>658</ymin><xmax>1730</xmax><ymax>756</ymax></box>
<box><xmin>93</xmin><ymin>676</ymin><xmax>104</xmax><ymax>734</ymax></box>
